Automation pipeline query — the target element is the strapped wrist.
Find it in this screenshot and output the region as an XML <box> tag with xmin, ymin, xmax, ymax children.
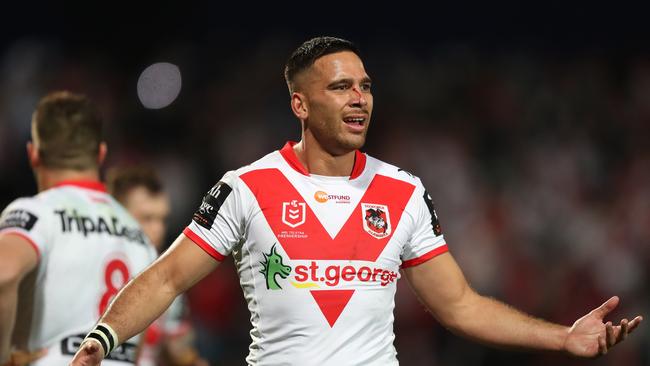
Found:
<box><xmin>83</xmin><ymin>323</ymin><xmax>119</xmax><ymax>357</ymax></box>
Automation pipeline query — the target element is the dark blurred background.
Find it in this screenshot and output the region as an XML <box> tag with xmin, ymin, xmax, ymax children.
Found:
<box><xmin>1</xmin><ymin>3</ymin><xmax>648</xmax><ymax>365</ymax></box>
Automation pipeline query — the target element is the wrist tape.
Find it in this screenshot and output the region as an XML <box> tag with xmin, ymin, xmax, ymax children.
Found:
<box><xmin>83</xmin><ymin>323</ymin><xmax>119</xmax><ymax>357</ymax></box>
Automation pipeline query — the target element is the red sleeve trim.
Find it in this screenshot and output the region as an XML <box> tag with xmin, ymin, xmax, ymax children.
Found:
<box><xmin>182</xmin><ymin>227</ymin><xmax>226</xmax><ymax>261</ymax></box>
<box><xmin>401</xmin><ymin>244</ymin><xmax>448</xmax><ymax>269</ymax></box>
<box><xmin>0</xmin><ymin>230</ymin><xmax>41</xmax><ymax>260</ymax></box>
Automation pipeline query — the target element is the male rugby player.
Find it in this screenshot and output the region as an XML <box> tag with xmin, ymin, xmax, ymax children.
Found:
<box><xmin>71</xmin><ymin>37</ymin><xmax>642</xmax><ymax>366</ymax></box>
<box><xmin>0</xmin><ymin>92</ymin><xmax>157</xmax><ymax>366</ymax></box>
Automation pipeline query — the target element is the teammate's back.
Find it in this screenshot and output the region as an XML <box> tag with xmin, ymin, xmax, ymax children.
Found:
<box><xmin>0</xmin><ymin>91</ymin><xmax>156</xmax><ymax>366</ymax></box>
<box><xmin>4</xmin><ymin>183</ymin><xmax>156</xmax><ymax>365</ymax></box>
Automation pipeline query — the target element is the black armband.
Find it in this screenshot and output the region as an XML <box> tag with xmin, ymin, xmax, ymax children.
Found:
<box><xmin>83</xmin><ymin>323</ymin><xmax>119</xmax><ymax>357</ymax></box>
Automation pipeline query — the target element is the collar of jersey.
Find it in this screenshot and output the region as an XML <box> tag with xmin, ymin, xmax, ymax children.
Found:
<box><xmin>53</xmin><ymin>180</ymin><xmax>107</xmax><ymax>193</ymax></box>
<box><xmin>279</xmin><ymin>141</ymin><xmax>366</xmax><ymax>180</ymax></box>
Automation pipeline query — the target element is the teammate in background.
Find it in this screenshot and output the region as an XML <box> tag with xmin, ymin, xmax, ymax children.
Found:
<box><xmin>107</xmin><ymin>167</ymin><xmax>170</xmax><ymax>252</ymax></box>
<box><xmin>0</xmin><ymin>91</ymin><xmax>157</xmax><ymax>366</ymax></box>
<box><xmin>71</xmin><ymin>37</ymin><xmax>643</xmax><ymax>365</ymax></box>
<box><xmin>107</xmin><ymin>166</ymin><xmax>207</xmax><ymax>366</ymax></box>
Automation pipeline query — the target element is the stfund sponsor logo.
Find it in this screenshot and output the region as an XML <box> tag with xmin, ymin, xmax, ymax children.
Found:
<box><xmin>314</xmin><ymin>190</ymin><xmax>351</xmax><ymax>204</ymax></box>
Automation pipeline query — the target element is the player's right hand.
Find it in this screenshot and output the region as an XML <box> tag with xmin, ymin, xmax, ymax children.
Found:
<box><xmin>68</xmin><ymin>339</ymin><xmax>105</xmax><ymax>366</ymax></box>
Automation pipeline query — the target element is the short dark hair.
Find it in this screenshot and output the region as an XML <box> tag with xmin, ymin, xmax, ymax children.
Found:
<box><xmin>107</xmin><ymin>165</ymin><xmax>164</xmax><ymax>204</ymax></box>
<box><xmin>284</xmin><ymin>36</ymin><xmax>360</xmax><ymax>93</ymax></box>
<box><xmin>32</xmin><ymin>91</ymin><xmax>103</xmax><ymax>170</ymax></box>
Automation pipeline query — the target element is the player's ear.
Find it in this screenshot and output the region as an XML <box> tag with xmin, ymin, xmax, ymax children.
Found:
<box><xmin>97</xmin><ymin>142</ymin><xmax>107</xmax><ymax>165</ymax></box>
<box><xmin>26</xmin><ymin>141</ymin><xmax>40</xmax><ymax>168</ymax></box>
<box><xmin>290</xmin><ymin>92</ymin><xmax>308</xmax><ymax>120</ymax></box>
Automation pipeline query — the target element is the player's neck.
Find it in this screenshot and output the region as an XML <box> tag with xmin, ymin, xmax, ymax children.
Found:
<box><xmin>293</xmin><ymin>138</ymin><xmax>355</xmax><ymax>177</ymax></box>
<box><xmin>35</xmin><ymin>167</ymin><xmax>101</xmax><ymax>192</ymax></box>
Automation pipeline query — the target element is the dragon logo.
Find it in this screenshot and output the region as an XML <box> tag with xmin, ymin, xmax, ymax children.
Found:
<box><xmin>366</xmin><ymin>209</ymin><xmax>387</xmax><ymax>232</ymax></box>
<box><xmin>361</xmin><ymin>203</ymin><xmax>392</xmax><ymax>239</ymax></box>
<box><xmin>260</xmin><ymin>244</ymin><xmax>292</xmax><ymax>290</ymax></box>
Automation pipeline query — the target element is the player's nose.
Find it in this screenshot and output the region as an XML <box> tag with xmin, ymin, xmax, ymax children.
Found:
<box><xmin>349</xmin><ymin>86</ymin><xmax>368</xmax><ymax>107</ymax></box>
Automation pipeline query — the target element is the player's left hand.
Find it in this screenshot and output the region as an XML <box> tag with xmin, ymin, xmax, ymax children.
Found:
<box><xmin>1</xmin><ymin>349</ymin><xmax>48</xmax><ymax>366</ymax></box>
<box><xmin>563</xmin><ymin>296</ymin><xmax>643</xmax><ymax>358</ymax></box>
<box><xmin>68</xmin><ymin>339</ymin><xmax>105</xmax><ymax>366</ymax></box>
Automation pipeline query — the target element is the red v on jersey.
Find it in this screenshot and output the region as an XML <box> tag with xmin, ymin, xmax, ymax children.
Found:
<box><xmin>310</xmin><ymin>289</ymin><xmax>355</xmax><ymax>327</ymax></box>
<box><xmin>240</xmin><ymin>169</ymin><xmax>415</xmax><ymax>326</ymax></box>
<box><xmin>240</xmin><ymin>169</ymin><xmax>415</xmax><ymax>260</ymax></box>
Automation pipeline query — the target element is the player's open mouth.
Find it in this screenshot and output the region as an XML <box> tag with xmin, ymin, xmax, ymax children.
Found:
<box><xmin>343</xmin><ymin>116</ymin><xmax>367</xmax><ymax>131</ymax></box>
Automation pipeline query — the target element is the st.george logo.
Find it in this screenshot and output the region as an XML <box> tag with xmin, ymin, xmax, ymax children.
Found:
<box><xmin>361</xmin><ymin>203</ymin><xmax>391</xmax><ymax>239</ymax></box>
<box><xmin>282</xmin><ymin>199</ymin><xmax>306</xmax><ymax>228</ymax></box>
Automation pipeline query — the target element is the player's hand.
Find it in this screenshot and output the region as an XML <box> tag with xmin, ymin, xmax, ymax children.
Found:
<box><xmin>563</xmin><ymin>296</ymin><xmax>643</xmax><ymax>358</ymax></box>
<box><xmin>68</xmin><ymin>339</ymin><xmax>105</xmax><ymax>366</ymax></box>
<box><xmin>1</xmin><ymin>348</ymin><xmax>47</xmax><ymax>366</ymax></box>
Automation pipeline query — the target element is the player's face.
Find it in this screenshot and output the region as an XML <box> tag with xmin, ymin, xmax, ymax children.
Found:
<box><xmin>301</xmin><ymin>51</ymin><xmax>373</xmax><ymax>154</ymax></box>
<box><xmin>123</xmin><ymin>187</ymin><xmax>170</xmax><ymax>251</ymax></box>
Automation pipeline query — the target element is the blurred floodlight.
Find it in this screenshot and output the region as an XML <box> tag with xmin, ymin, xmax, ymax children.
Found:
<box><xmin>137</xmin><ymin>62</ymin><xmax>182</xmax><ymax>109</ymax></box>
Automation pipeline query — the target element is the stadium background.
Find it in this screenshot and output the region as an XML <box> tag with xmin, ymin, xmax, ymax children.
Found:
<box><xmin>0</xmin><ymin>3</ymin><xmax>648</xmax><ymax>365</ymax></box>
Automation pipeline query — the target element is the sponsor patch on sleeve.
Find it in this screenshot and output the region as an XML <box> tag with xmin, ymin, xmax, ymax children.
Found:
<box><xmin>0</xmin><ymin>209</ymin><xmax>38</xmax><ymax>231</ymax></box>
<box><xmin>423</xmin><ymin>190</ymin><xmax>443</xmax><ymax>236</ymax></box>
<box><xmin>192</xmin><ymin>181</ymin><xmax>233</xmax><ymax>229</ymax></box>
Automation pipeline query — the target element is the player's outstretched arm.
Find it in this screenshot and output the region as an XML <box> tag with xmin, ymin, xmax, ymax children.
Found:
<box><xmin>402</xmin><ymin>252</ymin><xmax>643</xmax><ymax>357</ymax></box>
<box><xmin>70</xmin><ymin>234</ymin><xmax>219</xmax><ymax>366</ymax></box>
<box><xmin>0</xmin><ymin>234</ymin><xmax>38</xmax><ymax>364</ymax></box>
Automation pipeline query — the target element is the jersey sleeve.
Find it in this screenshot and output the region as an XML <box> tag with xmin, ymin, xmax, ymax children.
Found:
<box><xmin>0</xmin><ymin>197</ymin><xmax>51</xmax><ymax>259</ymax></box>
<box><xmin>183</xmin><ymin>171</ymin><xmax>245</xmax><ymax>261</ymax></box>
<box><xmin>400</xmin><ymin>180</ymin><xmax>448</xmax><ymax>268</ymax></box>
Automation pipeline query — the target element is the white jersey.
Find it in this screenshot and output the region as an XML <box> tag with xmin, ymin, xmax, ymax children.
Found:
<box><xmin>184</xmin><ymin>142</ymin><xmax>447</xmax><ymax>365</ymax></box>
<box><xmin>0</xmin><ymin>181</ymin><xmax>157</xmax><ymax>365</ymax></box>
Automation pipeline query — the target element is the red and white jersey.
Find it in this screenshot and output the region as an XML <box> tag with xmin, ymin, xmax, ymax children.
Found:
<box><xmin>184</xmin><ymin>142</ymin><xmax>447</xmax><ymax>366</ymax></box>
<box><xmin>0</xmin><ymin>181</ymin><xmax>157</xmax><ymax>365</ymax></box>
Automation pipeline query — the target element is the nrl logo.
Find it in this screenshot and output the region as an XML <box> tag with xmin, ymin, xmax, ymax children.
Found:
<box><xmin>282</xmin><ymin>200</ymin><xmax>306</xmax><ymax>228</ymax></box>
<box><xmin>260</xmin><ymin>244</ymin><xmax>292</xmax><ymax>290</ymax></box>
<box><xmin>361</xmin><ymin>203</ymin><xmax>391</xmax><ymax>239</ymax></box>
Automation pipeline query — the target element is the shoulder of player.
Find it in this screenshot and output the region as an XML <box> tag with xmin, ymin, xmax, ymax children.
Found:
<box><xmin>0</xmin><ymin>195</ymin><xmax>48</xmax><ymax>235</ymax></box>
<box><xmin>2</xmin><ymin>195</ymin><xmax>49</xmax><ymax>216</ymax></box>
<box><xmin>364</xmin><ymin>154</ymin><xmax>423</xmax><ymax>187</ymax></box>
<box><xmin>222</xmin><ymin>150</ymin><xmax>285</xmax><ymax>183</ymax></box>
<box><xmin>32</xmin><ymin>184</ymin><xmax>107</xmax><ymax>206</ymax></box>
<box><xmin>34</xmin><ymin>186</ymin><xmax>124</xmax><ymax>216</ymax></box>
